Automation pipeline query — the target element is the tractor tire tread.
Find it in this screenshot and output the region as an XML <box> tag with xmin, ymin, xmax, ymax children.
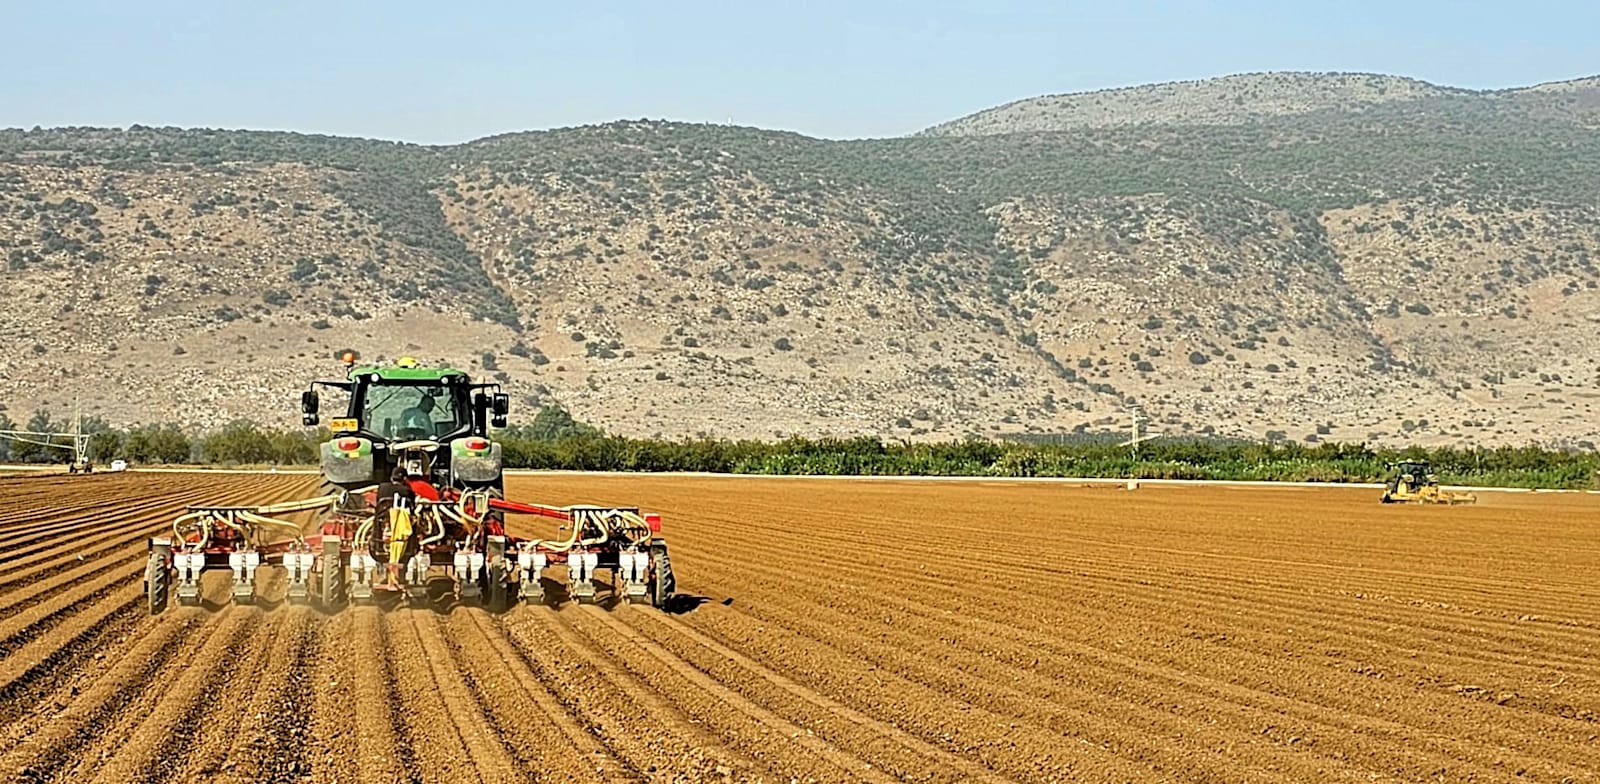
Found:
<box><xmin>650</xmin><ymin>540</ymin><xmax>676</xmax><ymax>609</ymax></box>
<box><xmin>146</xmin><ymin>552</ymin><xmax>168</xmax><ymax>615</ymax></box>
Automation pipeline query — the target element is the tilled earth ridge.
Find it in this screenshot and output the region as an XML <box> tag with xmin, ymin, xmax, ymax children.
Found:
<box><xmin>0</xmin><ymin>472</ymin><xmax>1598</xmax><ymax>782</ymax></box>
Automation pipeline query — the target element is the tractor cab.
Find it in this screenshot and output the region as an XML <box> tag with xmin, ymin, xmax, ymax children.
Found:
<box><xmin>1393</xmin><ymin>461</ymin><xmax>1435</xmax><ymax>486</ymax></box>
<box><xmin>299</xmin><ymin>354</ymin><xmax>508</xmax><ymax>491</ymax></box>
<box><xmin>358</xmin><ymin>371</ymin><xmax>470</xmax><ymax>442</ymax></box>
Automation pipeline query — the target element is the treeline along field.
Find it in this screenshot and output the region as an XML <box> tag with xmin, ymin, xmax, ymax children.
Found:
<box><xmin>4</xmin><ymin>406</ymin><xmax>1597</xmax><ymax>488</ymax></box>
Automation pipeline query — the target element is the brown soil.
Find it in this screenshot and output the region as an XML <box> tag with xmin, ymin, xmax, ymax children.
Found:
<box><xmin>2</xmin><ymin>473</ymin><xmax>1599</xmax><ymax>782</ymax></box>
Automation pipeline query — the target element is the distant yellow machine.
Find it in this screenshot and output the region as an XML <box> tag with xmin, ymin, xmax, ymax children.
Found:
<box><xmin>1380</xmin><ymin>461</ymin><xmax>1476</xmax><ymax>504</ymax></box>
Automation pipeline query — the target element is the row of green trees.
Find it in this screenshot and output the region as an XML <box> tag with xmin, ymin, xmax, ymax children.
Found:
<box><xmin>5</xmin><ymin>407</ymin><xmax>1597</xmax><ymax>488</ymax></box>
<box><xmin>492</xmin><ymin>434</ymin><xmax>1600</xmax><ymax>489</ymax></box>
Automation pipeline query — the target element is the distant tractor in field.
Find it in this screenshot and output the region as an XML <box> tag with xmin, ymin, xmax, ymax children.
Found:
<box><xmin>145</xmin><ymin>352</ymin><xmax>676</xmax><ymax>614</ymax></box>
<box><xmin>1380</xmin><ymin>460</ymin><xmax>1476</xmax><ymax>505</ymax></box>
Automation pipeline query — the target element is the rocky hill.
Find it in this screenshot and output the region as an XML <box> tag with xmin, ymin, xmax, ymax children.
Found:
<box><xmin>919</xmin><ymin>71</ymin><xmax>1600</xmax><ymax>136</ymax></box>
<box><xmin>4</xmin><ymin>71</ymin><xmax>1600</xmax><ymax>448</ymax></box>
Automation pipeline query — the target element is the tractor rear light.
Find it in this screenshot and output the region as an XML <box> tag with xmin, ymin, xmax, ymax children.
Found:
<box><xmin>644</xmin><ymin>513</ymin><xmax>661</xmax><ymax>533</ymax></box>
<box><xmin>337</xmin><ymin>437</ymin><xmax>359</xmax><ymax>452</ymax></box>
<box><xmin>465</xmin><ymin>437</ymin><xmax>488</xmax><ymax>451</ymax></box>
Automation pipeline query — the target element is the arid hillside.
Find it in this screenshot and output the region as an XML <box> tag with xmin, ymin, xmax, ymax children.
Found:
<box><xmin>4</xmin><ymin>71</ymin><xmax>1600</xmax><ymax>447</ymax></box>
<box><xmin>919</xmin><ymin>71</ymin><xmax>1600</xmax><ymax>135</ymax></box>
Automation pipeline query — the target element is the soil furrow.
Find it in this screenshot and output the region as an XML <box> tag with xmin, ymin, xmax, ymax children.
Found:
<box><xmin>0</xmin><ymin>608</ymin><xmax>223</xmax><ymax>782</ymax></box>
<box><xmin>154</xmin><ymin>609</ymin><xmax>294</xmax><ymax>783</ymax></box>
<box><xmin>446</xmin><ymin>608</ymin><xmax>630</xmax><ymax>782</ymax></box>
<box><xmin>80</xmin><ymin>608</ymin><xmax>262</xmax><ymax>783</ymax></box>
<box><xmin>570</xmin><ymin>604</ymin><xmax>904</xmax><ymax>783</ymax></box>
<box><xmin>629</xmin><ymin>606</ymin><xmax>1023</xmax><ymax>783</ymax></box>
<box><xmin>682</xmin><ymin>544</ymin><xmax>1590</xmax><ymax>779</ymax></box>
<box><xmin>0</xmin><ymin>583</ymin><xmax>142</xmax><ymax>699</ymax></box>
<box><xmin>345</xmin><ymin>607</ymin><xmax>417</xmax><ymax>784</ymax></box>
<box><xmin>225</xmin><ymin>608</ymin><xmax>323</xmax><ymax>784</ymax></box>
<box><xmin>4</xmin><ymin>471</ymin><xmax>1600</xmax><ymax>782</ymax></box>
<box><xmin>501</xmin><ymin>605</ymin><xmax>753</xmax><ymax>779</ymax></box>
<box><xmin>402</xmin><ymin>609</ymin><xmax>522</xmax><ymax>783</ymax></box>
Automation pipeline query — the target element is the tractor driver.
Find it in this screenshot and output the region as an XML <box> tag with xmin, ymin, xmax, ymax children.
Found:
<box><xmin>396</xmin><ymin>394</ymin><xmax>436</xmax><ymax>440</ymax></box>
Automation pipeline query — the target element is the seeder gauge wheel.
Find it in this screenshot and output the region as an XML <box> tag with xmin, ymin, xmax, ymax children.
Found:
<box><xmin>649</xmin><ymin>540</ymin><xmax>675</xmax><ymax>609</ymax></box>
<box><xmin>146</xmin><ymin>551</ymin><xmax>169</xmax><ymax>616</ymax></box>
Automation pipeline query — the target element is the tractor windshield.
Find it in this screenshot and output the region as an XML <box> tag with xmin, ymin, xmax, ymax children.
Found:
<box><xmin>361</xmin><ymin>383</ymin><xmax>466</xmax><ymax>441</ymax></box>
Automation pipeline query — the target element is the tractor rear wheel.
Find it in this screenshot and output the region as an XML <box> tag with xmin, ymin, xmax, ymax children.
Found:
<box><xmin>146</xmin><ymin>552</ymin><xmax>169</xmax><ymax>615</ymax></box>
<box><xmin>649</xmin><ymin>540</ymin><xmax>675</xmax><ymax>610</ymax></box>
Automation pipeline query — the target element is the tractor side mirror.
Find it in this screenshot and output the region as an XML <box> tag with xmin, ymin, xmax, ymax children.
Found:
<box><xmin>301</xmin><ymin>390</ymin><xmax>319</xmax><ymax>426</ymax></box>
<box><xmin>491</xmin><ymin>392</ymin><xmax>509</xmax><ymax>428</ymax></box>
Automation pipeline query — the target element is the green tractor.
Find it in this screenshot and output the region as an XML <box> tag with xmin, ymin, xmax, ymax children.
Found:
<box><xmin>300</xmin><ymin>353</ymin><xmax>510</xmax><ymax>496</ymax></box>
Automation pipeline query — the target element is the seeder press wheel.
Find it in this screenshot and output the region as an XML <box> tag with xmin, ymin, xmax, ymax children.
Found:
<box><xmin>320</xmin><ymin>536</ymin><xmax>346</xmax><ymax>609</ymax></box>
<box><xmin>484</xmin><ymin>536</ymin><xmax>509</xmax><ymax>613</ymax></box>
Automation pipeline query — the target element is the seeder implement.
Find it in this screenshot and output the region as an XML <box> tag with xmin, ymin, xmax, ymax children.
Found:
<box><xmin>144</xmin><ymin>355</ymin><xmax>676</xmax><ymax>615</ymax></box>
<box><xmin>146</xmin><ymin>486</ymin><xmax>675</xmax><ymax>614</ymax></box>
<box><xmin>149</xmin><ymin>493</ymin><xmax>345</xmax><ymax>608</ymax></box>
<box><xmin>492</xmin><ymin>500</ymin><xmax>672</xmax><ymax>607</ymax></box>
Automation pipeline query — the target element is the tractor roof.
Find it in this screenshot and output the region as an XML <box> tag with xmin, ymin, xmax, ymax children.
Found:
<box><xmin>347</xmin><ymin>356</ymin><xmax>470</xmax><ymax>383</ymax></box>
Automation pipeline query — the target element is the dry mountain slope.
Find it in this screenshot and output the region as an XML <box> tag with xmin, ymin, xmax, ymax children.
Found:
<box><xmin>920</xmin><ymin>71</ymin><xmax>1600</xmax><ymax>136</ymax></box>
<box><xmin>4</xmin><ymin>71</ymin><xmax>1600</xmax><ymax>447</ymax></box>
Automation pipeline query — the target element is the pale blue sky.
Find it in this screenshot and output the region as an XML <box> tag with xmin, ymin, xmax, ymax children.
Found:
<box><xmin>4</xmin><ymin>0</ymin><xmax>1595</xmax><ymax>143</ymax></box>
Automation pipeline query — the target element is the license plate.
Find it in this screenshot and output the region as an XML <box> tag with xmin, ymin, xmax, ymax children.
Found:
<box><xmin>329</xmin><ymin>418</ymin><xmax>359</xmax><ymax>433</ymax></box>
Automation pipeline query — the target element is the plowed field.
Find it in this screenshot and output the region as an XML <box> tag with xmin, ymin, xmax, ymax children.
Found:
<box><xmin>2</xmin><ymin>472</ymin><xmax>1599</xmax><ymax>783</ymax></box>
